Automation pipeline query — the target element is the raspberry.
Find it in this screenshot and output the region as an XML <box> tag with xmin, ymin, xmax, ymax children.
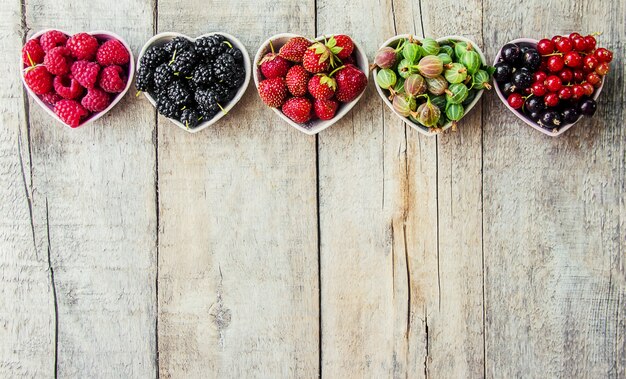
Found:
<box><xmin>96</xmin><ymin>39</ymin><xmax>130</xmax><ymax>66</ymax></box>
<box><xmin>54</xmin><ymin>99</ymin><xmax>89</xmax><ymax>128</ymax></box>
<box><xmin>81</xmin><ymin>88</ymin><xmax>110</xmax><ymax>112</ymax></box>
<box><xmin>23</xmin><ymin>66</ymin><xmax>53</xmax><ymax>95</ymax></box>
<box><xmin>44</xmin><ymin>46</ymin><xmax>71</xmax><ymax>75</ymax></box>
<box><xmin>22</xmin><ymin>39</ymin><xmax>45</xmax><ymax>66</ymax></box>
<box><xmin>98</xmin><ymin>65</ymin><xmax>126</xmax><ymax>93</ymax></box>
<box><xmin>66</xmin><ymin>33</ymin><xmax>99</xmax><ymax>60</ymax></box>
<box><xmin>41</xmin><ymin>92</ymin><xmax>62</xmax><ymax>106</ymax></box>
<box><xmin>40</xmin><ymin>30</ymin><xmax>67</xmax><ymax>52</ymax></box>
<box><xmin>53</xmin><ymin>76</ymin><xmax>84</xmax><ymax>99</ymax></box>
<box><xmin>71</xmin><ymin>60</ymin><xmax>100</xmax><ymax>89</ymax></box>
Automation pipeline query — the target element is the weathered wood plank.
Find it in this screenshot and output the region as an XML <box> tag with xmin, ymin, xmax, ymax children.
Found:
<box><xmin>0</xmin><ymin>5</ymin><xmax>53</xmax><ymax>378</ymax></box>
<box><xmin>23</xmin><ymin>1</ymin><xmax>158</xmax><ymax>377</ymax></box>
<box><xmin>155</xmin><ymin>2</ymin><xmax>319</xmax><ymax>377</ymax></box>
<box><xmin>482</xmin><ymin>0</ymin><xmax>626</xmax><ymax>377</ymax></box>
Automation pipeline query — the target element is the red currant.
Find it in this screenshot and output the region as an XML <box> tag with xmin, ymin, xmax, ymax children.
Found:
<box><xmin>581</xmin><ymin>82</ymin><xmax>595</xmax><ymax>96</ymax></box>
<box><xmin>507</xmin><ymin>93</ymin><xmax>524</xmax><ymax>109</ymax></box>
<box><xmin>544</xmin><ymin>92</ymin><xmax>559</xmax><ymax>107</ymax></box>
<box><xmin>559</xmin><ymin>69</ymin><xmax>573</xmax><ymax>83</ymax></box>
<box><xmin>583</xmin><ymin>55</ymin><xmax>599</xmax><ymax>72</ymax></box>
<box><xmin>537</xmin><ymin>39</ymin><xmax>555</xmax><ymax>55</ymax></box>
<box><xmin>544</xmin><ymin>75</ymin><xmax>563</xmax><ymax>92</ymax></box>
<box><xmin>594</xmin><ymin>48</ymin><xmax>613</xmax><ymax>63</ymax></box>
<box><xmin>531</xmin><ymin>82</ymin><xmax>547</xmax><ymax>96</ymax></box>
<box><xmin>558</xmin><ymin>87</ymin><xmax>572</xmax><ymax>100</ymax></box>
<box><xmin>583</xmin><ymin>35</ymin><xmax>596</xmax><ymax>51</ymax></box>
<box><xmin>569</xmin><ymin>32</ymin><xmax>582</xmax><ymax>40</ymax></box>
<box><xmin>563</xmin><ymin>51</ymin><xmax>583</xmax><ymax>68</ymax></box>
<box><xmin>571</xmin><ymin>36</ymin><xmax>587</xmax><ymax>51</ymax></box>
<box><xmin>595</xmin><ymin>62</ymin><xmax>610</xmax><ymax>76</ymax></box>
<box><xmin>573</xmin><ymin>69</ymin><xmax>585</xmax><ymax>82</ymax></box>
<box><xmin>551</xmin><ymin>35</ymin><xmax>564</xmax><ymax>45</ymax></box>
<box><xmin>547</xmin><ymin>56</ymin><xmax>565</xmax><ymax>72</ymax></box>
<box><xmin>571</xmin><ymin>84</ymin><xmax>585</xmax><ymax>99</ymax></box>
<box><xmin>586</xmin><ymin>72</ymin><xmax>601</xmax><ymax>85</ymax></box>
<box><xmin>555</xmin><ymin>38</ymin><xmax>573</xmax><ymax>53</ymax></box>
<box><xmin>533</xmin><ymin>71</ymin><xmax>548</xmax><ymax>83</ymax></box>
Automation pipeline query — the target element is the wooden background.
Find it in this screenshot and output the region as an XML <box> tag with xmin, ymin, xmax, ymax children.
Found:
<box><xmin>1</xmin><ymin>0</ymin><xmax>624</xmax><ymax>377</ymax></box>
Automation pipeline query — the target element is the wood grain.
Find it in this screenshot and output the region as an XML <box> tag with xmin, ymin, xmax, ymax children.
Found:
<box><xmin>155</xmin><ymin>1</ymin><xmax>319</xmax><ymax>377</ymax></box>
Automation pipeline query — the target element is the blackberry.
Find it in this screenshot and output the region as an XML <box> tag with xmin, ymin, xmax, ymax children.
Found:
<box><xmin>171</xmin><ymin>49</ymin><xmax>198</xmax><ymax>76</ymax></box>
<box><xmin>154</xmin><ymin>64</ymin><xmax>175</xmax><ymax>89</ymax></box>
<box><xmin>180</xmin><ymin>108</ymin><xmax>201</xmax><ymax>128</ymax></box>
<box><xmin>224</xmin><ymin>46</ymin><xmax>244</xmax><ymax>62</ymax></box>
<box><xmin>208</xmin><ymin>82</ymin><xmax>231</xmax><ymax>103</ymax></box>
<box><xmin>213</xmin><ymin>53</ymin><xmax>237</xmax><ymax>83</ymax></box>
<box><xmin>198</xmin><ymin>107</ymin><xmax>218</xmax><ymax>121</ymax></box>
<box><xmin>195</xmin><ymin>35</ymin><xmax>226</xmax><ymax>59</ymax></box>
<box><xmin>195</xmin><ymin>88</ymin><xmax>220</xmax><ymax>112</ymax></box>
<box><xmin>167</xmin><ymin>81</ymin><xmax>192</xmax><ymax>107</ymax></box>
<box><xmin>163</xmin><ymin>37</ymin><xmax>194</xmax><ymax>55</ymax></box>
<box><xmin>135</xmin><ymin>66</ymin><xmax>154</xmax><ymax>92</ymax></box>
<box><xmin>156</xmin><ymin>94</ymin><xmax>181</xmax><ymax>119</ymax></box>
<box><xmin>191</xmin><ymin>64</ymin><xmax>216</xmax><ymax>88</ymax></box>
<box><xmin>140</xmin><ymin>46</ymin><xmax>168</xmax><ymax>69</ymax></box>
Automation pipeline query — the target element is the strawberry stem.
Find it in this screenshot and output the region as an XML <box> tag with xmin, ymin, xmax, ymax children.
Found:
<box><xmin>329</xmin><ymin>65</ymin><xmax>345</xmax><ymax>77</ymax></box>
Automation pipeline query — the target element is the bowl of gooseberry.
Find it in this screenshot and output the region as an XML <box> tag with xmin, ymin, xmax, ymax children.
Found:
<box><xmin>493</xmin><ymin>33</ymin><xmax>611</xmax><ymax>137</ymax></box>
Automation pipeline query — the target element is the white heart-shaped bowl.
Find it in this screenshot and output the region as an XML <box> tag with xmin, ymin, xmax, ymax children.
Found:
<box><xmin>253</xmin><ymin>33</ymin><xmax>369</xmax><ymax>135</ymax></box>
<box><xmin>373</xmin><ymin>35</ymin><xmax>488</xmax><ymax>136</ymax></box>
<box><xmin>137</xmin><ymin>32</ymin><xmax>251</xmax><ymax>133</ymax></box>
<box><xmin>20</xmin><ymin>29</ymin><xmax>135</xmax><ymax>129</ymax></box>
<box><xmin>493</xmin><ymin>38</ymin><xmax>605</xmax><ymax>137</ymax></box>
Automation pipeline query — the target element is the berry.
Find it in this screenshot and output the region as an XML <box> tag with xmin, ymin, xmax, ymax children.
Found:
<box><xmin>314</xmin><ymin>98</ymin><xmax>338</xmax><ymax>120</ymax></box>
<box><xmin>191</xmin><ymin>64</ymin><xmax>216</xmax><ymax>88</ymax></box>
<box><xmin>41</xmin><ymin>92</ymin><xmax>62</xmax><ymax>106</ymax></box>
<box><xmin>96</xmin><ymin>39</ymin><xmax>130</xmax><ymax>66</ymax></box>
<box><xmin>531</xmin><ymin>82</ymin><xmax>547</xmax><ymax>96</ymax></box>
<box><xmin>528</xmin><ymin>110</ymin><xmax>542</xmax><ymax>121</ymax></box>
<box><xmin>594</xmin><ymin>48</ymin><xmax>613</xmax><ymax>63</ymax></box>
<box><xmin>285</xmin><ymin>65</ymin><xmax>310</xmax><ymax>97</ymax></box>
<box><xmin>213</xmin><ymin>53</ymin><xmax>245</xmax><ymax>88</ymax></box>
<box><xmin>66</xmin><ymin>33</ymin><xmax>99</xmax><ymax>60</ymax></box>
<box><xmin>333</xmin><ymin>35</ymin><xmax>354</xmax><ymax>59</ymax></box>
<box><xmin>571</xmin><ymin>84</ymin><xmax>585</xmax><ymax>99</ymax></box>
<box><xmin>81</xmin><ymin>88</ymin><xmax>110</xmax><ymax>112</ymax></box>
<box><xmin>180</xmin><ymin>108</ymin><xmax>201</xmax><ymax>128</ymax></box>
<box><xmin>539</xmin><ymin>110</ymin><xmax>562</xmax><ymax>128</ymax></box>
<box><xmin>99</xmin><ymin>65</ymin><xmax>126</xmax><ymax>93</ymax></box>
<box><xmin>282</xmin><ymin>97</ymin><xmax>312</xmax><ymax>123</ymax></box>
<box><xmin>544</xmin><ymin>92</ymin><xmax>559</xmax><ymax>107</ymax></box>
<box><xmin>522</xmin><ymin>48</ymin><xmax>541</xmax><ymax>70</ymax></box>
<box><xmin>23</xmin><ymin>66</ymin><xmax>52</xmax><ymax>94</ymax></box>
<box><xmin>171</xmin><ymin>49</ymin><xmax>198</xmax><ymax>75</ymax></box>
<box><xmin>571</xmin><ymin>36</ymin><xmax>587</xmax><ymax>51</ymax></box>
<box><xmin>533</xmin><ymin>71</ymin><xmax>548</xmax><ymax>83</ymax></box>
<box><xmin>53</xmin><ymin>75</ymin><xmax>84</xmax><ymax>99</ymax></box>
<box><xmin>54</xmin><ymin>99</ymin><xmax>88</xmax><ymax>127</ymax></box>
<box><xmin>195</xmin><ymin>88</ymin><xmax>221</xmax><ymax>112</ymax></box>
<box><xmin>579</xmin><ymin>98</ymin><xmax>596</xmax><ymax>116</ymax></box>
<box><xmin>562</xmin><ymin>107</ymin><xmax>580</xmax><ymax>123</ymax></box>
<box><xmin>573</xmin><ymin>69</ymin><xmax>585</xmax><ymax>82</ymax></box>
<box><xmin>135</xmin><ymin>66</ymin><xmax>154</xmax><ymax>92</ymax></box>
<box><xmin>44</xmin><ymin>46</ymin><xmax>71</xmax><ymax>75</ymax></box>
<box><xmin>493</xmin><ymin>61</ymin><xmax>513</xmax><ymax>82</ymax></box>
<box><xmin>525</xmin><ymin>96</ymin><xmax>544</xmax><ymax>113</ymax></box>
<box><xmin>557</xmin><ymin>86</ymin><xmax>572</xmax><ymax>100</ymax></box>
<box><xmin>522</xmin><ymin>87</ymin><xmax>532</xmax><ymax>95</ymax></box>
<box><xmin>544</xmin><ymin>75</ymin><xmax>562</xmax><ymax>92</ymax></box>
<box><xmin>156</xmin><ymin>94</ymin><xmax>181</xmax><ymax>119</ymax></box>
<box><xmin>153</xmin><ymin>64</ymin><xmax>175</xmax><ymax>89</ymax></box>
<box><xmin>22</xmin><ymin>39</ymin><xmax>45</xmax><ymax>66</ymax></box>
<box><xmin>501</xmin><ymin>82</ymin><xmax>517</xmax><ymax>96</ymax></box>
<box><xmin>512</xmin><ymin>71</ymin><xmax>532</xmax><ymax>89</ymax></box>
<box><xmin>559</xmin><ymin>68</ymin><xmax>573</xmax><ymax>83</ymax></box>
<box><xmin>550</xmin><ymin>35</ymin><xmax>564</xmax><ymax>46</ymax></box>
<box><xmin>583</xmin><ymin>35</ymin><xmax>596</xmax><ymax>51</ymax></box>
<box><xmin>547</xmin><ymin>56</ymin><xmax>564</xmax><ymax>72</ymax></box>
<box><xmin>303</xmin><ymin>43</ymin><xmax>332</xmax><ymax>73</ymax></box>
<box><xmin>71</xmin><ymin>60</ymin><xmax>100</xmax><ymax>89</ymax></box>
<box><xmin>581</xmin><ymin>82</ymin><xmax>595</xmax><ymax>96</ymax></box>
<box><xmin>501</xmin><ymin>43</ymin><xmax>521</xmax><ymax>64</ymax></box>
<box><xmin>195</xmin><ymin>34</ymin><xmax>226</xmax><ymax>59</ymax></box>
<box><xmin>583</xmin><ymin>55</ymin><xmax>598</xmax><ymax>72</ymax></box>
<box><xmin>308</xmin><ymin>74</ymin><xmax>336</xmax><ymax>100</ymax></box>
<box><xmin>507</xmin><ymin>93</ymin><xmax>523</xmax><ymax>109</ymax></box>
<box><xmin>140</xmin><ymin>46</ymin><xmax>169</xmax><ymax>69</ymax></box>
<box><xmin>40</xmin><ymin>30</ymin><xmax>67</xmax><ymax>52</ymax></box>
<box><xmin>595</xmin><ymin>62</ymin><xmax>609</xmax><ymax>76</ymax></box>
<box><xmin>166</xmin><ymin>81</ymin><xmax>192</xmax><ymax>106</ymax></box>
<box><xmin>586</xmin><ymin>72</ymin><xmax>601</xmax><ymax>86</ymax></box>
<box><xmin>279</xmin><ymin>37</ymin><xmax>312</xmax><ymax>62</ymax></box>
<box><xmin>555</xmin><ymin>37</ymin><xmax>573</xmax><ymax>53</ymax></box>
<box><xmin>334</xmin><ymin>64</ymin><xmax>367</xmax><ymax>103</ymax></box>
<box><xmin>224</xmin><ymin>45</ymin><xmax>244</xmax><ymax>62</ymax></box>
<box><xmin>569</xmin><ymin>32</ymin><xmax>582</xmax><ymax>40</ymax></box>
<box><xmin>563</xmin><ymin>51</ymin><xmax>582</xmax><ymax>68</ymax></box>
<box><xmin>163</xmin><ymin>37</ymin><xmax>194</xmax><ymax>55</ymax></box>
<box><xmin>536</xmin><ymin>39</ymin><xmax>554</xmax><ymax>55</ymax></box>
<box><xmin>259</xmin><ymin>52</ymin><xmax>290</xmax><ymax>79</ymax></box>
<box><xmin>257</xmin><ymin>77</ymin><xmax>288</xmax><ymax>107</ymax></box>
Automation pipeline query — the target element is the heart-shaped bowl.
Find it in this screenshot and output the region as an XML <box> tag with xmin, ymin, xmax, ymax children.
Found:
<box><xmin>137</xmin><ymin>32</ymin><xmax>251</xmax><ymax>133</ymax></box>
<box><xmin>373</xmin><ymin>35</ymin><xmax>488</xmax><ymax>136</ymax></box>
<box><xmin>493</xmin><ymin>38</ymin><xmax>605</xmax><ymax>137</ymax></box>
<box><xmin>253</xmin><ymin>33</ymin><xmax>369</xmax><ymax>135</ymax></box>
<box><xmin>20</xmin><ymin>29</ymin><xmax>135</xmax><ymax>129</ymax></box>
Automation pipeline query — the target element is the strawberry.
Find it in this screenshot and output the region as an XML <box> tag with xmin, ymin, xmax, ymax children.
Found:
<box><xmin>282</xmin><ymin>97</ymin><xmax>312</xmax><ymax>124</ymax></box>
<box><xmin>334</xmin><ymin>64</ymin><xmax>367</xmax><ymax>103</ymax></box>
<box><xmin>257</xmin><ymin>77</ymin><xmax>288</xmax><ymax>108</ymax></box>
<box><xmin>259</xmin><ymin>52</ymin><xmax>290</xmax><ymax>79</ymax></box>
<box><xmin>314</xmin><ymin>98</ymin><xmax>338</xmax><ymax>120</ymax></box>
<box><xmin>279</xmin><ymin>37</ymin><xmax>312</xmax><ymax>63</ymax></box>
<box><xmin>285</xmin><ymin>65</ymin><xmax>310</xmax><ymax>97</ymax></box>
<box><xmin>332</xmin><ymin>35</ymin><xmax>354</xmax><ymax>59</ymax></box>
<box><xmin>302</xmin><ymin>42</ymin><xmax>334</xmax><ymax>73</ymax></box>
<box><xmin>307</xmin><ymin>74</ymin><xmax>336</xmax><ymax>100</ymax></box>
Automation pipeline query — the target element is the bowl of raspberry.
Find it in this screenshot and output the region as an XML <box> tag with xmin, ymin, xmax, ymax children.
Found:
<box><xmin>21</xmin><ymin>29</ymin><xmax>134</xmax><ymax>128</ymax></box>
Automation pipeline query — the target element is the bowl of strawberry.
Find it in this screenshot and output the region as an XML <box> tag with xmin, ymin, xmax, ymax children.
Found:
<box><xmin>493</xmin><ymin>33</ymin><xmax>612</xmax><ymax>136</ymax></box>
<box><xmin>21</xmin><ymin>29</ymin><xmax>134</xmax><ymax>128</ymax></box>
<box><xmin>253</xmin><ymin>33</ymin><xmax>368</xmax><ymax>135</ymax></box>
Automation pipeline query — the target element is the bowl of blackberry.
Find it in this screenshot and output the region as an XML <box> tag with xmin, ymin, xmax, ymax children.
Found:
<box><xmin>136</xmin><ymin>32</ymin><xmax>251</xmax><ymax>133</ymax></box>
<box><xmin>493</xmin><ymin>33</ymin><xmax>612</xmax><ymax>136</ymax></box>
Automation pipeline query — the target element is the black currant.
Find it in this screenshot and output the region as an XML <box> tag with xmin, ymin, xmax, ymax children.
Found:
<box><xmin>493</xmin><ymin>62</ymin><xmax>513</xmax><ymax>82</ymax></box>
<box><xmin>579</xmin><ymin>99</ymin><xmax>597</xmax><ymax>116</ymax></box>
<box><xmin>512</xmin><ymin>71</ymin><xmax>532</xmax><ymax>89</ymax></box>
<box><xmin>501</xmin><ymin>82</ymin><xmax>518</xmax><ymax>95</ymax></box>
<box><xmin>562</xmin><ymin>107</ymin><xmax>581</xmax><ymax>123</ymax></box>
<box><xmin>528</xmin><ymin>110</ymin><xmax>542</xmax><ymax>121</ymax></box>
<box><xmin>539</xmin><ymin>110</ymin><xmax>562</xmax><ymax>129</ymax></box>
<box><xmin>522</xmin><ymin>49</ymin><xmax>541</xmax><ymax>71</ymax></box>
<box><xmin>501</xmin><ymin>43</ymin><xmax>521</xmax><ymax>64</ymax></box>
<box><xmin>525</xmin><ymin>97</ymin><xmax>545</xmax><ymax>113</ymax></box>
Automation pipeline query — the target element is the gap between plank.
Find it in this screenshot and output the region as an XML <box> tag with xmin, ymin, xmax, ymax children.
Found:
<box><xmin>152</xmin><ymin>0</ymin><xmax>160</xmax><ymax>377</ymax></box>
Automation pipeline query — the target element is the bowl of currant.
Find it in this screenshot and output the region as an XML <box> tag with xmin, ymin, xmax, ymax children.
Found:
<box><xmin>493</xmin><ymin>33</ymin><xmax>612</xmax><ymax>137</ymax></box>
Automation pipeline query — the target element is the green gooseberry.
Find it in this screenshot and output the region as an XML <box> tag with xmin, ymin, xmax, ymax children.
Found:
<box><xmin>402</xmin><ymin>42</ymin><xmax>423</xmax><ymax>64</ymax></box>
<box><xmin>437</xmin><ymin>53</ymin><xmax>452</xmax><ymax>65</ymax></box>
<box><xmin>445</xmin><ymin>83</ymin><xmax>469</xmax><ymax>104</ymax></box>
<box><xmin>376</xmin><ymin>68</ymin><xmax>397</xmax><ymax>90</ymax></box>
<box><xmin>397</xmin><ymin>59</ymin><xmax>415</xmax><ymax>79</ymax></box>
<box><xmin>415</xmin><ymin>98</ymin><xmax>441</xmax><ymax>127</ymax></box>
<box><xmin>430</xmin><ymin>94</ymin><xmax>447</xmax><ymax>111</ymax></box>
<box><xmin>444</xmin><ymin>63</ymin><xmax>468</xmax><ymax>84</ymax></box>
<box><xmin>425</xmin><ymin>75</ymin><xmax>448</xmax><ymax>95</ymax></box>
<box><xmin>440</xmin><ymin>44</ymin><xmax>454</xmax><ymax>59</ymax></box>
<box><xmin>460</xmin><ymin>50</ymin><xmax>481</xmax><ymax>74</ymax></box>
<box><xmin>453</xmin><ymin>41</ymin><xmax>472</xmax><ymax>58</ymax></box>
<box><xmin>445</xmin><ymin>103</ymin><xmax>465</xmax><ymax>121</ymax></box>
<box><xmin>420</xmin><ymin>38</ymin><xmax>440</xmax><ymax>56</ymax></box>
<box><xmin>462</xmin><ymin>89</ymin><xmax>477</xmax><ymax>107</ymax></box>
<box><xmin>471</xmin><ymin>69</ymin><xmax>492</xmax><ymax>90</ymax></box>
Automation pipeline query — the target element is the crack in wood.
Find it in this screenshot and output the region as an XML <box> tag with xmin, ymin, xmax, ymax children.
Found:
<box><xmin>17</xmin><ymin>130</ymin><xmax>37</xmax><ymax>257</ymax></box>
<box><xmin>402</xmin><ymin>223</ymin><xmax>411</xmax><ymax>337</ymax></box>
<box><xmin>45</xmin><ymin>198</ymin><xmax>58</xmax><ymax>378</ymax></box>
<box><xmin>423</xmin><ymin>311</ymin><xmax>429</xmax><ymax>379</ymax></box>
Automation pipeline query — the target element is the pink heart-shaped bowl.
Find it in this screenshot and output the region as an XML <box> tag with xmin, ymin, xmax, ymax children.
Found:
<box><xmin>253</xmin><ymin>33</ymin><xmax>369</xmax><ymax>135</ymax></box>
<box><xmin>20</xmin><ymin>29</ymin><xmax>135</xmax><ymax>129</ymax></box>
<box><xmin>493</xmin><ymin>38</ymin><xmax>605</xmax><ymax>137</ymax></box>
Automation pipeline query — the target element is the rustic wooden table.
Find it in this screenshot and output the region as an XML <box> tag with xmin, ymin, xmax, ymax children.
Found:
<box><xmin>2</xmin><ymin>0</ymin><xmax>625</xmax><ymax>377</ymax></box>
